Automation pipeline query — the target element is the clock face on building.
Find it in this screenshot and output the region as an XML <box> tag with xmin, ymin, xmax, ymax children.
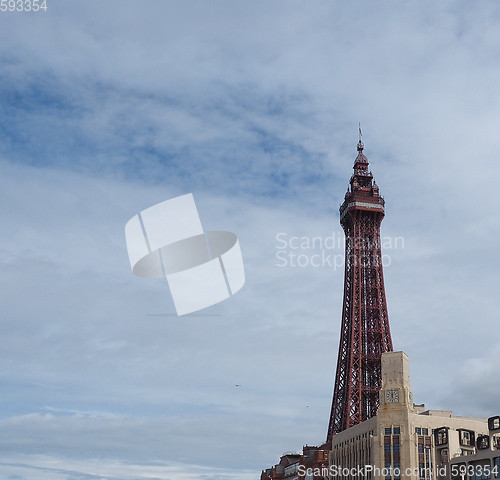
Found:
<box><xmin>386</xmin><ymin>389</ymin><xmax>399</xmax><ymax>403</ymax></box>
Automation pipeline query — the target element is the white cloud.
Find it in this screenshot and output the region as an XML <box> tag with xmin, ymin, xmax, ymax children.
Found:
<box><xmin>1</xmin><ymin>0</ymin><xmax>500</xmax><ymax>477</ymax></box>
<box><xmin>439</xmin><ymin>343</ymin><xmax>500</xmax><ymax>417</ymax></box>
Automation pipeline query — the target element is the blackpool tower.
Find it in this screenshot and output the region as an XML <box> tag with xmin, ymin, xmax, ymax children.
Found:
<box><xmin>327</xmin><ymin>136</ymin><xmax>393</xmax><ymax>443</ymax></box>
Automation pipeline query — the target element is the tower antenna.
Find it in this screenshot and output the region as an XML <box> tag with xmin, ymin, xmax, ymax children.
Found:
<box><xmin>358</xmin><ymin>123</ymin><xmax>364</xmax><ymax>151</ymax></box>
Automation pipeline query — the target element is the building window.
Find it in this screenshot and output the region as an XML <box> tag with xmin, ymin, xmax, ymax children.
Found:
<box><xmin>451</xmin><ymin>463</ymin><xmax>466</xmax><ymax>480</ymax></box>
<box><xmin>393</xmin><ymin>443</ymin><xmax>400</xmax><ymax>453</ymax></box>
<box><xmin>422</xmin><ymin>428</ymin><xmax>428</xmax><ymax>435</ymax></box>
<box><xmin>478</xmin><ymin>435</ymin><xmax>490</xmax><ymax>450</ymax></box>
<box><xmin>385</xmin><ymin>427</ymin><xmax>392</xmax><ymax>435</ymax></box>
<box><xmin>394</xmin><ymin>427</ymin><xmax>401</xmax><ymax>434</ymax></box>
<box><xmin>425</xmin><ymin>444</ymin><xmax>432</xmax><ymax>468</ymax></box>
<box><xmin>435</xmin><ymin>427</ymin><xmax>448</xmax><ymax>446</ymax></box>
<box><xmin>459</xmin><ymin>429</ymin><xmax>475</xmax><ymax>447</ymax></box>
<box><xmin>419</xmin><ymin>463</ymin><xmax>425</xmax><ymax>479</ymax></box>
<box><xmin>416</xmin><ymin>427</ymin><xmax>421</xmax><ymax>435</ymax></box>
<box><xmin>385</xmin><ymin>444</ymin><xmax>391</xmax><ymax>453</ymax></box>
<box><xmin>385</xmin><ymin>462</ymin><xmax>392</xmax><ymax>479</ymax></box>
<box><xmin>494</xmin><ymin>457</ymin><xmax>500</xmax><ymax>478</ymax></box>
<box><xmin>394</xmin><ymin>462</ymin><xmax>401</xmax><ymax>479</ymax></box>
<box><xmin>490</xmin><ymin>417</ymin><xmax>500</xmax><ymax>431</ymax></box>
<box><xmin>418</xmin><ymin>444</ymin><xmax>424</xmax><ymax>454</ymax></box>
<box><xmin>470</xmin><ymin>461</ymin><xmax>492</xmax><ymax>480</ymax></box>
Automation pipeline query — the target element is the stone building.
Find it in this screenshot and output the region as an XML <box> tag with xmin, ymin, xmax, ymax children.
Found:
<box><xmin>329</xmin><ymin>351</ymin><xmax>495</xmax><ymax>479</ymax></box>
<box><xmin>260</xmin><ymin>446</ymin><xmax>330</xmax><ymax>480</ymax></box>
<box><xmin>442</xmin><ymin>415</ymin><xmax>500</xmax><ymax>480</ymax></box>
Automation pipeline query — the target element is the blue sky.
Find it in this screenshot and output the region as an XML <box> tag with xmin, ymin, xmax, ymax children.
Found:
<box><xmin>1</xmin><ymin>1</ymin><xmax>500</xmax><ymax>479</ymax></box>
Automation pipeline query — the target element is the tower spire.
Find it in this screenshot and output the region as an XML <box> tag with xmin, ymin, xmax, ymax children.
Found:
<box><xmin>327</xmin><ymin>138</ymin><xmax>393</xmax><ymax>443</ymax></box>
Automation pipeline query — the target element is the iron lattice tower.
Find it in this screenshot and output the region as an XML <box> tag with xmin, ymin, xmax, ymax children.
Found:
<box><xmin>327</xmin><ymin>139</ymin><xmax>393</xmax><ymax>443</ymax></box>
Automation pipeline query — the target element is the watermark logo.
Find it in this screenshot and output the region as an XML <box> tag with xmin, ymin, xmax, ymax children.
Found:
<box><xmin>298</xmin><ymin>464</ymin><xmax>436</xmax><ymax>479</ymax></box>
<box><xmin>125</xmin><ymin>193</ymin><xmax>245</xmax><ymax>316</ymax></box>
<box><xmin>275</xmin><ymin>232</ymin><xmax>404</xmax><ymax>270</ymax></box>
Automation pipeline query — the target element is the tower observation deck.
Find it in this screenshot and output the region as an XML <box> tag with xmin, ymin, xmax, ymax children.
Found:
<box><xmin>327</xmin><ymin>139</ymin><xmax>393</xmax><ymax>442</ymax></box>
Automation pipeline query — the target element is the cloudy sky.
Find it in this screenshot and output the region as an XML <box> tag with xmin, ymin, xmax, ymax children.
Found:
<box><xmin>1</xmin><ymin>1</ymin><xmax>500</xmax><ymax>479</ymax></box>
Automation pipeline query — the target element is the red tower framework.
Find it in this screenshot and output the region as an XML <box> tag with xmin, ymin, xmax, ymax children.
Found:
<box><xmin>327</xmin><ymin>139</ymin><xmax>393</xmax><ymax>443</ymax></box>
